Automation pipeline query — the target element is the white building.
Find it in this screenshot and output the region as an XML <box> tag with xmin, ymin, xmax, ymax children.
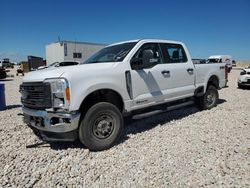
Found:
<box><xmin>46</xmin><ymin>41</ymin><xmax>106</xmax><ymax>66</ymax></box>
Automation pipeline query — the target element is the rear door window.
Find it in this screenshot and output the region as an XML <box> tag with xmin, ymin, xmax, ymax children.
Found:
<box><xmin>159</xmin><ymin>43</ymin><xmax>188</xmax><ymax>63</ymax></box>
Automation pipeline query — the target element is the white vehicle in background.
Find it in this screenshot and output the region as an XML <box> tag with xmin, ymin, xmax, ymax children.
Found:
<box><xmin>207</xmin><ymin>55</ymin><xmax>233</xmax><ymax>72</ymax></box>
<box><xmin>238</xmin><ymin>68</ymin><xmax>250</xmax><ymax>88</ymax></box>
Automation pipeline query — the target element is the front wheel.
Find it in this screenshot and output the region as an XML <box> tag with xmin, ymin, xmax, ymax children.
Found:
<box><xmin>79</xmin><ymin>102</ymin><xmax>123</xmax><ymax>151</ymax></box>
<box><xmin>197</xmin><ymin>85</ymin><xmax>219</xmax><ymax>110</ymax></box>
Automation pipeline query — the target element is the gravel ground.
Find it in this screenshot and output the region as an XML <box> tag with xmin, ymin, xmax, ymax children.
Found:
<box><xmin>0</xmin><ymin>68</ymin><xmax>249</xmax><ymax>187</ymax></box>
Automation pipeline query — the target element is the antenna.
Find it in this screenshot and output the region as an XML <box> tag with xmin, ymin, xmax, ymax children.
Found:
<box><xmin>73</xmin><ymin>38</ymin><xmax>78</xmax><ymax>62</ymax></box>
<box><xmin>58</xmin><ymin>36</ymin><xmax>63</xmax><ymax>46</ymax></box>
<box><xmin>74</xmin><ymin>38</ymin><xmax>76</xmax><ymax>61</ymax></box>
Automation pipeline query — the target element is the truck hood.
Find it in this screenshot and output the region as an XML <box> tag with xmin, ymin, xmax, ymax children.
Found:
<box><xmin>22</xmin><ymin>63</ymin><xmax>116</xmax><ymax>82</ymax></box>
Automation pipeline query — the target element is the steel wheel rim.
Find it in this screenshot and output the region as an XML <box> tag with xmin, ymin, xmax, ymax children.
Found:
<box><xmin>205</xmin><ymin>90</ymin><xmax>216</xmax><ymax>106</ymax></box>
<box><xmin>93</xmin><ymin>114</ymin><xmax>114</xmax><ymax>139</ymax></box>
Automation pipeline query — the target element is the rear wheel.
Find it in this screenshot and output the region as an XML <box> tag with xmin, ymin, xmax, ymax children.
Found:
<box><xmin>79</xmin><ymin>102</ymin><xmax>123</xmax><ymax>151</ymax></box>
<box><xmin>197</xmin><ymin>85</ymin><xmax>218</xmax><ymax>110</ymax></box>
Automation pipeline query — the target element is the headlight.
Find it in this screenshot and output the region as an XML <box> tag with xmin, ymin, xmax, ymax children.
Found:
<box><xmin>44</xmin><ymin>78</ymin><xmax>70</xmax><ymax>110</ymax></box>
<box><xmin>240</xmin><ymin>70</ymin><xmax>246</xmax><ymax>75</ymax></box>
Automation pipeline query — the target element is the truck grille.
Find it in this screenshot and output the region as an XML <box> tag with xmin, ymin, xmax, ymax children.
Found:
<box><xmin>20</xmin><ymin>82</ymin><xmax>52</xmax><ymax>109</ymax></box>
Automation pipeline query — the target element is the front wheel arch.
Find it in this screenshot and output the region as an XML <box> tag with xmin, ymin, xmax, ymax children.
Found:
<box><xmin>78</xmin><ymin>89</ymin><xmax>124</xmax><ymax>121</ymax></box>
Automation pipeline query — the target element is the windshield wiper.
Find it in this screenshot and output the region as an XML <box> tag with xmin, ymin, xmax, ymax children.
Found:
<box><xmin>86</xmin><ymin>60</ymin><xmax>103</xmax><ymax>64</ymax></box>
<box><xmin>85</xmin><ymin>60</ymin><xmax>114</xmax><ymax>64</ymax></box>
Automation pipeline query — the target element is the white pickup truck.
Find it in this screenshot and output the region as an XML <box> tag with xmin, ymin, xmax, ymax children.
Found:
<box><xmin>20</xmin><ymin>39</ymin><xmax>228</xmax><ymax>151</ymax></box>
<box><xmin>207</xmin><ymin>55</ymin><xmax>233</xmax><ymax>72</ymax></box>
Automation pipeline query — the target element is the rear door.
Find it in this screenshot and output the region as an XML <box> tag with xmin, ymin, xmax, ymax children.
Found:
<box><xmin>159</xmin><ymin>43</ymin><xmax>195</xmax><ymax>99</ymax></box>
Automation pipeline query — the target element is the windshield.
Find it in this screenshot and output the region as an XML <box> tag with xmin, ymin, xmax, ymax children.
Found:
<box><xmin>82</xmin><ymin>42</ymin><xmax>137</xmax><ymax>64</ymax></box>
<box><xmin>207</xmin><ymin>58</ymin><xmax>221</xmax><ymax>63</ymax></box>
<box><xmin>58</xmin><ymin>61</ymin><xmax>79</xmax><ymax>66</ymax></box>
<box><xmin>49</xmin><ymin>62</ymin><xmax>59</xmax><ymax>67</ymax></box>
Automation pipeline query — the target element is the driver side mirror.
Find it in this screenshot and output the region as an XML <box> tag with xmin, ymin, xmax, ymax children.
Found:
<box><xmin>131</xmin><ymin>49</ymin><xmax>157</xmax><ymax>70</ymax></box>
<box><xmin>142</xmin><ymin>49</ymin><xmax>154</xmax><ymax>68</ymax></box>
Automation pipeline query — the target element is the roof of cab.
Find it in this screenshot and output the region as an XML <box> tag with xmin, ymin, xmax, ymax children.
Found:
<box><xmin>107</xmin><ymin>39</ymin><xmax>183</xmax><ymax>47</ymax></box>
<box><xmin>209</xmin><ymin>55</ymin><xmax>232</xmax><ymax>59</ymax></box>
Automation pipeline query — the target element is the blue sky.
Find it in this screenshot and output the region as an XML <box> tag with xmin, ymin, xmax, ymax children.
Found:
<box><xmin>0</xmin><ymin>0</ymin><xmax>249</xmax><ymax>62</ymax></box>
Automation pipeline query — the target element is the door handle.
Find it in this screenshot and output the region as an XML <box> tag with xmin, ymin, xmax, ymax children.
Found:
<box><xmin>161</xmin><ymin>70</ymin><xmax>170</xmax><ymax>77</ymax></box>
<box><xmin>187</xmin><ymin>68</ymin><xmax>194</xmax><ymax>73</ymax></box>
<box><xmin>161</xmin><ymin>70</ymin><xmax>170</xmax><ymax>74</ymax></box>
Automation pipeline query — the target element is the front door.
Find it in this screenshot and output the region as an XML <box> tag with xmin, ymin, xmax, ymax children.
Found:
<box><xmin>129</xmin><ymin>43</ymin><xmax>168</xmax><ymax>109</ymax></box>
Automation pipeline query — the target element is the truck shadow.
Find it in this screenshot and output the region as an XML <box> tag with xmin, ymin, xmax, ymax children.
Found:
<box><xmin>49</xmin><ymin>141</ymin><xmax>86</xmax><ymax>150</ymax></box>
<box><xmin>0</xmin><ymin>79</ymin><xmax>14</xmax><ymax>82</ymax></box>
<box><xmin>119</xmin><ymin>98</ymin><xmax>227</xmax><ymax>145</ymax></box>
<box><xmin>0</xmin><ymin>104</ymin><xmax>22</xmax><ymax>111</ymax></box>
<box><xmin>217</xmin><ymin>98</ymin><xmax>226</xmax><ymax>104</ymax></box>
<box><xmin>120</xmin><ymin>106</ymin><xmax>199</xmax><ymax>144</ymax></box>
<box><xmin>26</xmin><ymin>140</ymin><xmax>86</xmax><ymax>150</ymax></box>
<box><xmin>6</xmin><ymin>104</ymin><xmax>22</xmax><ymax>110</ymax></box>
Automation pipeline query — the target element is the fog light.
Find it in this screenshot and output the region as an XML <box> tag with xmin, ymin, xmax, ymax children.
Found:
<box><xmin>50</xmin><ymin>117</ymin><xmax>60</xmax><ymax>125</ymax></box>
<box><xmin>63</xmin><ymin>118</ymin><xmax>71</xmax><ymax>124</ymax></box>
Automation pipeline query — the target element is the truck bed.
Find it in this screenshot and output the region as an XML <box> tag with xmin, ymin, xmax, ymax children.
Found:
<box><xmin>194</xmin><ymin>63</ymin><xmax>227</xmax><ymax>89</ymax></box>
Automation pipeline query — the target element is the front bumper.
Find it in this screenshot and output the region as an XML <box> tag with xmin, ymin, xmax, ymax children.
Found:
<box><xmin>238</xmin><ymin>82</ymin><xmax>250</xmax><ymax>87</ymax></box>
<box><xmin>22</xmin><ymin>107</ymin><xmax>81</xmax><ymax>141</ymax></box>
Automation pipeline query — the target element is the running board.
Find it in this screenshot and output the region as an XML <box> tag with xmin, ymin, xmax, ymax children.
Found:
<box><xmin>132</xmin><ymin>100</ymin><xmax>194</xmax><ymax>120</ymax></box>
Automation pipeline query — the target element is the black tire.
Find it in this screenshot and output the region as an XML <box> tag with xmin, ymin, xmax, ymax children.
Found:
<box><xmin>197</xmin><ymin>85</ymin><xmax>218</xmax><ymax>110</ymax></box>
<box><xmin>238</xmin><ymin>83</ymin><xmax>244</xmax><ymax>89</ymax></box>
<box><xmin>79</xmin><ymin>102</ymin><xmax>123</xmax><ymax>151</ymax></box>
<box><xmin>0</xmin><ymin>72</ymin><xmax>7</xmax><ymax>79</ymax></box>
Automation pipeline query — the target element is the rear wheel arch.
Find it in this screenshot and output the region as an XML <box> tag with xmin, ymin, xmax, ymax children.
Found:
<box><xmin>207</xmin><ymin>75</ymin><xmax>219</xmax><ymax>89</ymax></box>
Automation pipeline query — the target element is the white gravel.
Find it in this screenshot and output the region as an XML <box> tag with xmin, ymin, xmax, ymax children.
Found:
<box><xmin>0</xmin><ymin>68</ymin><xmax>249</xmax><ymax>187</ymax></box>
